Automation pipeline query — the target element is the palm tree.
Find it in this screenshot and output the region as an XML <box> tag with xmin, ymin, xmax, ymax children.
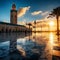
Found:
<box><xmin>48</xmin><ymin>6</ymin><xmax>60</xmax><ymax>35</ymax></box>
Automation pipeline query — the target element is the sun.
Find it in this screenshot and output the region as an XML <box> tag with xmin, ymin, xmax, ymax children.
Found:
<box><xmin>49</xmin><ymin>21</ymin><xmax>54</xmax><ymax>26</ymax></box>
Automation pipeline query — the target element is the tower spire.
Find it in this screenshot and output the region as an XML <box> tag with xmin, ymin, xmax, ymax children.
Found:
<box><xmin>12</xmin><ymin>3</ymin><xmax>16</xmax><ymax>10</ymax></box>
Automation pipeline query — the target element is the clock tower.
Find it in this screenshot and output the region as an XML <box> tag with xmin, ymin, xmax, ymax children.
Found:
<box><xmin>10</xmin><ymin>4</ymin><xmax>17</xmax><ymax>24</ymax></box>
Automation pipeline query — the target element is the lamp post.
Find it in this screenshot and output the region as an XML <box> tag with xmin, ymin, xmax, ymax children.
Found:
<box><xmin>34</xmin><ymin>21</ymin><xmax>36</xmax><ymax>33</ymax></box>
<box><xmin>26</xmin><ymin>23</ymin><xmax>32</xmax><ymax>32</ymax></box>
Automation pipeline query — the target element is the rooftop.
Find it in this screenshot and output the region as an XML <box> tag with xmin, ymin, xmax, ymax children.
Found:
<box><xmin>0</xmin><ymin>22</ymin><xmax>26</xmax><ymax>27</ymax></box>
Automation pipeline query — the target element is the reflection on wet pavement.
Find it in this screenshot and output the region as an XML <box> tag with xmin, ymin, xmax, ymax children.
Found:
<box><xmin>0</xmin><ymin>32</ymin><xmax>60</xmax><ymax>60</ymax></box>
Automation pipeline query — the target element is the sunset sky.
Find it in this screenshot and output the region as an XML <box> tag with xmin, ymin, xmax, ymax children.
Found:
<box><xmin>0</xmin><ymin>0</ymin><xmax>60</xmax><ymax>24</ymax></box>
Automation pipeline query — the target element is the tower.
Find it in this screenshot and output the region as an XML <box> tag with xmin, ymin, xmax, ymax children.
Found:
<box><xmin>10</xmin><ymin>4</ymin><xmax>17</xmax><ymax>24</ymax></box>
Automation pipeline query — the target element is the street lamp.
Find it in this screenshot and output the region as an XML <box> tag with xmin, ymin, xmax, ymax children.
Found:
<box><xmin>26</xmin><ymin>23</ymin><xmax>32</xmax><ymax>32</ymax></box>
<box><xmin>34</xmin><ymin>21</ymin><xmax>36</xmax><ymax>32</ymax></box>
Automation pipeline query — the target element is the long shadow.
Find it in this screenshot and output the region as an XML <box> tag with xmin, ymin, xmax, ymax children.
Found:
<box><xmin>52</xmin><ymin>34</ymin><xmax>60</xmax><ymax>60</ymax></box>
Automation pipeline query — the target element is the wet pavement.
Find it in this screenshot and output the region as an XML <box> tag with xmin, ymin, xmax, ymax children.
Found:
<box><xmin>0</xmin><ymin>32</ymin><xmax>60</xmax><ymax>60</ymax></box>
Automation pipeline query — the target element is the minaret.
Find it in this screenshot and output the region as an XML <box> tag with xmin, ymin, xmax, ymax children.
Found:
<box><xmin>10</xmin><ymin>4</ymin><xmax>17</xmax><ymax>24</ymax></box>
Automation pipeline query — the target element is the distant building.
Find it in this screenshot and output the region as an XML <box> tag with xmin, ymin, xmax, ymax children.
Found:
<box><xmin>30</xmin><ymin>20</ymin><xmax>58</xmax><ymax>32</ymax></box>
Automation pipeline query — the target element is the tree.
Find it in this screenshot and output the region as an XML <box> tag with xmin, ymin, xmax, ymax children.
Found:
<box><xmin>48</xmin><ymin>6</ymin><xmax>60</xmax><ymax>35</ymax></box>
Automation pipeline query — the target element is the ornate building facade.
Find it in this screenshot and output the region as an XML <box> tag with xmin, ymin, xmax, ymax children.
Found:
<box><xmin>0</xmin><ymin>4</ymin><xmax>31</xmax><ymax>32</ymax></box>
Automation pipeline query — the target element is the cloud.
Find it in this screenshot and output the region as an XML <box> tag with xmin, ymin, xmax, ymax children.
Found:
<box><xmin>18</xmin><ymin>21</ymin><xmax>25</xmax><ymax>25</ymax></box>
<box><xmin>31</xmin><ymin>11</ymin><xmax>49</xmax><ymax>16</ymax></box>
<box><xmin>18</xmin><ymin>19</ymin><xmax>27</xmax><ymax>25</ymax></box>
<box><xmin>35</xmin><ymin>15</ymin><xmax>56</xmax><ymax>23</ymax></box>
<box><xmin>41</xmin><ymin>11</ymin><xmax>49</xmax><ymax>16</ymax></box>
<box><xmin>17</xmin><ymin>6</ymin><xmax>30</xmax><ymax>17</ymax></box>
<box><xmin>3</xmin><ymin>20</ymin><xmax>9</xmax><ymax>23</ymax></box>
<box><xmin>31</xmin><ymin>11</ymin><xmax>42</xmax><ymax>15</ymax></box>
